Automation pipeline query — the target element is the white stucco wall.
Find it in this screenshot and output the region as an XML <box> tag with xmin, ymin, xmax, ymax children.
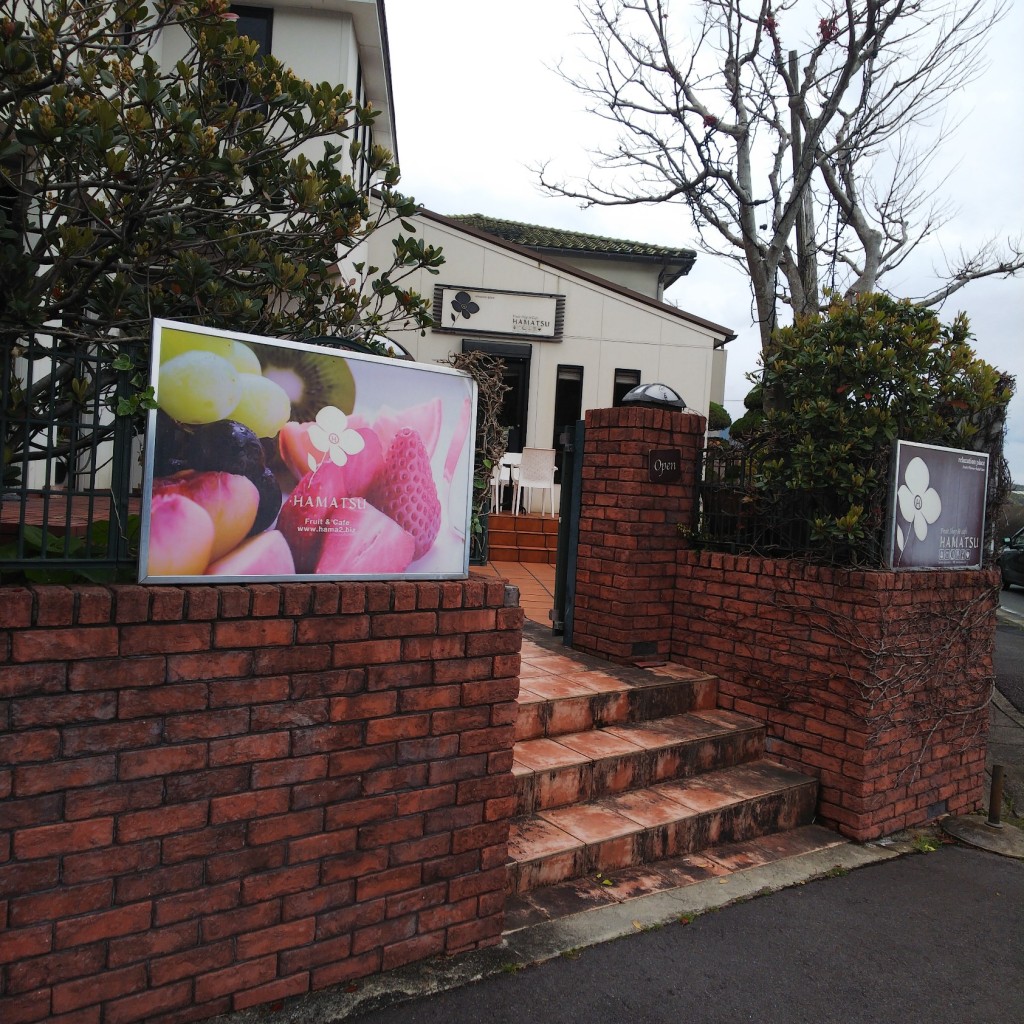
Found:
<box><xmin>150</xmin><ymin>8</ymin><xmax>354</xmax><ymax>84</ymax></box>
<box><xmin>365</xmin><ymin>216</ymin><xmax>730</xmax><ymax>451</ymax></box>
<box><xmin>150</xmin><ymin>1</ymin><xmax>387</xmax><ymax>167</ymax></box>
<box><xmin>551</xmin><ymin>256</ymin><xmax>663</xmax><ymax>299</ymax></box>
<box><xmin>711</xmin><ymin>348</ymin><xmax>727</xmax><ymax>408</ymax></box>
<box><xmin>270</xmin><ymin>10</ymin><xmax>357</xmax><ymax>91</ymax></box>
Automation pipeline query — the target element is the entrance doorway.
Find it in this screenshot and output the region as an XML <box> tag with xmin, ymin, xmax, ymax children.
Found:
<box><xmin>462</xmin><ymin>340</ymin><xmax>531</xmax><ymax>453</ymax></box>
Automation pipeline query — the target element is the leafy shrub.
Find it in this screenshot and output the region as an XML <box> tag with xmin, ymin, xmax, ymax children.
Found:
<box><xmin>728</xmin><ymin>408</ymin><xmax>763</xmax><ymax>441</ymax></box>
<box><xmin>707</xmin><ymin>401</ymin><xmax>732</xmax><ymax>432</ymax></box>
<box><xmin>746</xmin><ymin>292</ymin><xmax>1013</xmax><ymax>562</ymax></box>
<box><xmin>727</xmin><ymin>383</ymin><xmax>765</xmax><ymax>440</ymax></box>
<box><xmin>1</xmin><ymin>0</ymin><xmax>442</xmax><ymax>461</ymax></box>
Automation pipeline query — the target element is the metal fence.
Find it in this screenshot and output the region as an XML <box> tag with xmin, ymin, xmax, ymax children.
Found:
<box><xmin>691</xmin><ymin>441</ymin><xmax>888</xmax><ymax>566</ymax></box>
<box><xmin>1</xmin><ymin>337</ymin><xmax>141</xmax><ymax>578</ymax></box>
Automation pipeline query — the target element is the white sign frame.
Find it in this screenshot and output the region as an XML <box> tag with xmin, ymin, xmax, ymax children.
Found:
<box><xmin>432</xmin><ymin>285</ymin><xmax>565</xmax><ymax>339</ymax></box>
<box><xmin>139</xmin><ymin>320</ymin><xmax>477</xmax><ymax>583</ymax></box>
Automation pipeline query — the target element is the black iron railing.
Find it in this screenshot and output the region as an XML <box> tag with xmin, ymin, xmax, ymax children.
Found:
<box><xmin>1</xmin><ymin>337</ymin><xmax>142</xmax><ymax>577</ymax></box>
<box><xmin>691</xmin><ymin>441</ymin><xmax>887</xmax><ymax>566</ymax></box>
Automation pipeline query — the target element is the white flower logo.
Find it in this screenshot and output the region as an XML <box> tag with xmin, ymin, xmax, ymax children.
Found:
<box><xmin>896</xmin><ymin>456</ymin><xmax>941</xmax><ymax>550</ymax></box>
<box><xmin>307</xmin><ymin>405</ymin><xmax>365</xmax><ymax>471</ymax></box>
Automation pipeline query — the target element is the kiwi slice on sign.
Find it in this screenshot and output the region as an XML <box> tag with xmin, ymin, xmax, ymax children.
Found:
<box><xmin>257</xmin><ymin>346</ymin><xmax>356</xmax><ymax>421</ymax></box>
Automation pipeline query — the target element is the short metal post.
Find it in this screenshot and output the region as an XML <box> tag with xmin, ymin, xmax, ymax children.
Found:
<box><xmin>986</xmin><ymin>765</ymin><xmax>1005</xmax><ymax>829</ymax></box>
<box><xmin>551</xmin><ymin>424</ymin><xmax>575</xmax><ymax>635</ymax></box>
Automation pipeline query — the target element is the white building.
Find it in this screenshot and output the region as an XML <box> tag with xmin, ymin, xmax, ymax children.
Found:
<box><xmin>202</xmin><ymin>1</ymin><xmax>735</xmax><ymax>459</ymax></box>
<box><xmin>367</xmin><ymin>210</ymin><xmax>733</xmax><ymax>460</ymax></box>
<box><xmin>14</xmin><ymin>0</ymin><xmax>731</xmax><ymax>497</ymax></box>
<box><xmin>152</xmin><ymin>0</ymin><xmax>396</xmax><ymax>188</ymax></box>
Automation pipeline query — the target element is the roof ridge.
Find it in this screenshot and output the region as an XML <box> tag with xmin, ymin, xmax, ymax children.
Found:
<box><xmin>449</xmin><ymin>213</ymin><xmax>695</xmax><ymax>260</ymax></box>
<box><xmin>418</xmin><ymin>208</ymin><xmax>735</xmax><ymax>343</ymax></box>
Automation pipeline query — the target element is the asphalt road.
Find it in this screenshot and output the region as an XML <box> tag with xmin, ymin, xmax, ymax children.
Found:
<box><xmin>995</xmin><ymin>605</ymin><xmax>1024</xmax><ymax>713</ymax></box>
<box><xmin>352</xmin><ymin>846</ymin><xmax>1022</xmax><ymax>1024</ymax></box>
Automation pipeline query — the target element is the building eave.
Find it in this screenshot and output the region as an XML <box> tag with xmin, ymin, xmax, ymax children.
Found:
<box><xmin>418</xmin><ymin>208</ymin><xmax>737</xmax><ymax>345</ymax></box>
<box><xmin>271</xmin><ymin>0</ymin><xmax>397</xmax><ymax>161</ymax></box>
<box><xmin>532</xmin><ymin>245</ymin><xmax>695</xmax><ymax>287</ymax></box>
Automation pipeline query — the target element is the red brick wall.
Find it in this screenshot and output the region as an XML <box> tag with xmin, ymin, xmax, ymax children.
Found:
<box><xmin>572</xmin><ymin>405</ymin><xmax>706</xmax><ymax>663</ymax></box>
<box><xmin>0</xmin><ymin>578</ymin><xmax>522</xmax><ymax>1024</ymax></box>
<box><xmin>673</xmin><ymin>551</ymin><xmax>998</xmax><ymax>840</ymax></box>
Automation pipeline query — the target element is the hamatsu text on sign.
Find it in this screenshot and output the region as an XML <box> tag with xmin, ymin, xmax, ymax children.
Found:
<box><xmin>290</xmin><ymin>495</ymin><xmax>369</xmax><ymax>510</ymax></box>
<box><xmin>511</xmin><ymin>315</ymin><xmax>551</xmax><ymax>333</ymax></box>
<box><xmin>938</xmin><ymin>531</ymin><xmax>980</xmax><ymax>560</ymax></box>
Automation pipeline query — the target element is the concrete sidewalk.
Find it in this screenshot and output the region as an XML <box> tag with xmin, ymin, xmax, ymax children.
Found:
<box><xmin>220</xmin><ymin>842</ymin><xmax>1022</xmax><ymax>1024</ymax></box>
<box><xmin>992</xmin><ymin>610</ymin><xmax>1024</xmax><ymax>820</ymax></box>
<box><xmin>344</xmin><ymin>846</ymin><xmax>1024</xmax><ymax>1024</ymax></box>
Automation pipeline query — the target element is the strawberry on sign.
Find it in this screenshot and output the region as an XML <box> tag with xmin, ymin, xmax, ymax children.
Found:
<box><xmin>140</xmin><ymin>320</ymin><xmax>478</xmax><ymax>582</ymax></box>
<box><xmin>369</xmin><ymin>428</ymin><xmax>442</xmax><ymax>560</ymax></box>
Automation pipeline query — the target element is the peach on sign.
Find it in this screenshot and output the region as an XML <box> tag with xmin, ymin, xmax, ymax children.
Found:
<box><xmin>206</xmin><ymin>530</ymin><xmax>296</xmax><ymax>576</ymax></box>
<box><xmin>315</xmin><ymin>504</ymin><xmax>416</xmax><ymax>575</ymax></box>
<box><xmin>155</xmin><ymin>471</ymin><xmax>259</xmax><ymax>561</ymax></box>
<box><xmin>148</xmin><ymin>493</ymin><xmax>215</xmax><ymax>576</ymax></box>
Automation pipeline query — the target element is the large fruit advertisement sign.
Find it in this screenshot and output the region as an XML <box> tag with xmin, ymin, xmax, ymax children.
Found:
<box><xmin>140</xmin><ymin>321</ymin><xmax>477</xmax><ymax>582</ymax></box>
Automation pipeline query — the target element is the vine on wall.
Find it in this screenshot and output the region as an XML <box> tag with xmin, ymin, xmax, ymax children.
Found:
<box><xmin>757</xmin><ymin>582</ymin><xmax>997</xmax><ymax>785</ymax></box>
<box><xmin>443</xmin><ymin>351</ymin><xmax>509</xmax><ymax>557</ymax></box>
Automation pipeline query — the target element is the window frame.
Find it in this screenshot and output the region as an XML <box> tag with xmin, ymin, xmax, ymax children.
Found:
<box><xmin>612</xmin><ymin>368</ymin><xmax>641</xmax><ymax>407</ymax></box>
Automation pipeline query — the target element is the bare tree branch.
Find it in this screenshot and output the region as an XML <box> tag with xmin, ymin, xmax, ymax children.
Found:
<box><xmin>539</xmin><ymin>0</ymin><xmax>1017</xmax><ymax>352</ymax></box>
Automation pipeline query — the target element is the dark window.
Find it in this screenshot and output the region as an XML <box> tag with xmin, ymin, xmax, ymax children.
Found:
<box><xmin>462</xmin><ymin>340</ymin><xmax>531</xmax><ymax>455</ymax></box>
<box><xmin>227</xmin><ymin>6</ymin><xmax>274</xmax><ymax>111</ymax></box>
<box><xmin>354</xmin><ymin>68</ymin><xmax>373</xmax><ymax>192</ymax></box>
<box><xmin>613</xmin><ymin>368</ymin><xmax>641</xmax><ymax>407</ymax></box>
<box><xmin>552</xmin><ymin>365</ymin><xmax>584</xmax><ymax>480</ymax></box>
<box><xmin>231</xmin><ymin>6</ymin><xmax>273</xmax><ymax>53</ymax></box>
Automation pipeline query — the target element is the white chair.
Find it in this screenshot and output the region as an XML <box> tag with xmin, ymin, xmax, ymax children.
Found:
<box><xmin>490</xmin><ymin>452</ymin><xmax>521</xmax><ymax>512</ymax></box>
<box><xmin>513</xmin><ymin>447</ymin><xmax>556</xmax><ymax>516</ymax></box>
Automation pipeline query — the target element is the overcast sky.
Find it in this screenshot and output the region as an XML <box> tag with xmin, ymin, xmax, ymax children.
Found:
<box><xmin>385</xmin><ymin>0</ymin><xmax>1024</xmax><ymax>481</ymax></box>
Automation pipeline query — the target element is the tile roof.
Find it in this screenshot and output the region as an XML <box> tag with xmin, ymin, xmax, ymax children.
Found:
<box><xmin>449</xmin><ymin>214</ymin><xmax>696</xmax><ymax>264</ymax></box>
<box><xmin>417</xmin><ymin>208</ymin><xmax>734</xmax><ymax>344</ymax></box>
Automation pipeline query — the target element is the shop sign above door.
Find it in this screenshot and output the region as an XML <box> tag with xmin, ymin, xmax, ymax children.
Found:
<box><xmin>432</xmin><ymin>285</ymin><xmax>565</xmax><ymax>340</ymax></box>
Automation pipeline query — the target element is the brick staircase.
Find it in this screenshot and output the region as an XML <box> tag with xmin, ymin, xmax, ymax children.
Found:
<box><xmin>488</xmin><ymin>511</ymin><xmax>558</xmax><ymax>564</ymax></box>
<box><xmin>507</xmin><ymin>642</ymin><xmax>817</xmax><ymax>895</ymax></box>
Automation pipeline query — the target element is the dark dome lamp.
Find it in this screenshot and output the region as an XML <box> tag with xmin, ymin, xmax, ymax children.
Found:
<box><xmin>620</xmin><ymin>382</ymin><xmax>687</xmax><ymax>410</ymax></box>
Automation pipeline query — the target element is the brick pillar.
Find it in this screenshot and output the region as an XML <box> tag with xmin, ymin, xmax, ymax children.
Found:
<box><xmin>572</xmin><ymin>404</ymin><xmax>705</xmax><ymax>663</ymax></box>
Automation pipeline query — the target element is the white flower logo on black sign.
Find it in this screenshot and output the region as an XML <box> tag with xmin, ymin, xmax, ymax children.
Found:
<box><xmin>895</xmin><ymin>455</ymin><xmax>941</xmax><ymax>553</ymax></box>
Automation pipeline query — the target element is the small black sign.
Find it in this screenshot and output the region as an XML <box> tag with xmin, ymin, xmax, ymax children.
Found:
<box><xmin>649</xmin><ymin>449</ymin><xmax>682</xmax><ymax>483</ymax></box>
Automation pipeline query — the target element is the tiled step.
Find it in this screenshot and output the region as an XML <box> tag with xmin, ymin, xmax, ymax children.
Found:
<box><xmin>518</xmin><ymin>548</ymin><xmax>557</xmax><ymax>564</ymax></box>
<box><xmin>504</xmin><ymin>824</ymin><xmax>847</xmax><ymax>932</ymax></box>
<box><xmin>513</xmin><ymin>710</ymin><xmax>764</xmax><ymax>814</ymax></box>
<box><xmin>488</xmin><ymin>512</ymin><xmax>559</xmax><ymax>562</ymax></box>
<box><xmin>489</xmin><ymin>529</ymin><xmax>519</xmax><ymax>546</ymax></box>
<box><xmin>506</xmin><ymin>759</ymin><xmax>817</xmax><ymax>894</ymax></box>
<box><xmin>491</xmin><ymin>545</ymin><xmax>555</xmax><ymax>564</ymax></box>
<box><xmin>491</xmin><ymin>512</ymin><xmax>560</xmax><ymax>535</ymax></box>
<box><xmin>487</xmin><ymin>532</ymin><xmax>552</xmax><ymax>548</ymax></box>
<box><xmin>516</xmin><ymin>661</ymin><xmax>718</xmax><ymax>741</ymax></box>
